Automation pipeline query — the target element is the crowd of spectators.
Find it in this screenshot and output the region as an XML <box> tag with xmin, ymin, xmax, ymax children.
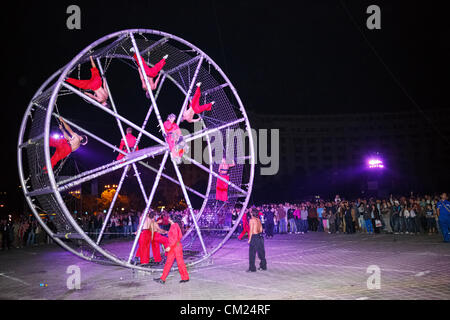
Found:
<box><xmin>1</xmin><ymin>192</ymin><xmax>448</xmax><ymax>251</ymax></box>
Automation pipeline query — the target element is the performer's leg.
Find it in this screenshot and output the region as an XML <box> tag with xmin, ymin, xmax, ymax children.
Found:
<box><xmin>136</xmin><ymin>230</ymin><xmax>150</xmax><ymax>264</ymax></box>
<box><xmin>133</xmin><ymin>53</ymin><xmax>152</xmax><ymax>76</ymax></box>
<box><xmin>175</xmin><ymin>248</ymin><xmax>189</xmax><ymax>281</ymax></box>
<box><xmin>256</xmin><ymin>236</ymin><xmax>267</xmax><ymax>270</ymax></box>
<box><xmin>191</xmin><ymin>86</ymin><xmax>201</xmax><ymax>111</ymax></box>
<box><xmin>248</xmin><ymin>239</ymin><xmax>257</xmax><ymax>272</ymax></box>
<box><xmin>146</xmin><ymin>57</ymin><xmax>166</xmax><ymax>78</ymax></box>
<box><xmin>160</xmin><ymin>252</ymin><xmax>176</xmax><ymax>281</ymax></box>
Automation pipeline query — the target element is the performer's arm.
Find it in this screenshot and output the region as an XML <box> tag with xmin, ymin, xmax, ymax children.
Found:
<box><xmin>89</xmin><ymin>56</ymin><xmax>96</xmax><ymax>68</ymax></box>
<box><xmin>85</xmin><ymin>92</ymin><xmax>100</xmax><ymax>102</ymax></box>
<box><xmin>119</xmin><ymin>139</ymin><xmax>125</xmax><ymax>151</ymax></box>
<box><xmin>59</xmin><ymin>117</ymin><xmax>75</xmax><ymax>138</ymax></box>
<box><xmin>248</xmin><ymin>219</ymin><xmax>255</xmax><ymax>243</ymax></box>
<box><xmin>154</xmin><ymin>224</ymin><xmax>168</xmax><ymax>235</ymax></box>
<box><xmin>151</xmin><ymin>73</ymin><xmax>161</xmax><ymax>90</ymax></box>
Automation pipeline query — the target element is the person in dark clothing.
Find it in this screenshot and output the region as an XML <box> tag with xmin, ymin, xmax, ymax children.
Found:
<box><xmin>247</xmin><ymin>208</ymin><xmax>267</xmax><ymax>272</ymax></box>
<box><xmin>264</xmin><ymin>206</ymin><xmax>274</xmax><ymax>238</ymax></box>
<box><xmin>344</xmin><ymin>204</ymin><xmax>354</xmax><ymax>234</ymax></box>
<box><xmin>1</xmin><ymin>219</ymin><xmax>12</xmax><ymax>250</ymax></box>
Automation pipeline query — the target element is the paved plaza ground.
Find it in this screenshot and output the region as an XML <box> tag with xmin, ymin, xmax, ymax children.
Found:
<box><xmin>1</xmin><ymin>232</ymin><xmax>449</xmax><ymax>300</ymax></box>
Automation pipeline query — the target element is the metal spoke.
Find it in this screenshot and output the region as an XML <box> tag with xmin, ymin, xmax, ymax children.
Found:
<box><xmin>95</xmin><ymin>164</ymin><xmax>130</xmax><ymax>245</ymax></box>
<box><xmin>171</xmin><ymin>159</ymin><xmax>208</xmax><ymax>256</ymax></box>
<box><xmin>176</xmin><ymin>56</ymin><xmax>204</xmax><ymax>125</ymax></box>
<box><xmin>127</xmin><ymin>151</ymin><xmax>170</xmax><ymax>263</ymax></box>
<box><xmin>62</xmin><ymin>82</ymin><xmax>166</xmax><ymax>146</ymax></box>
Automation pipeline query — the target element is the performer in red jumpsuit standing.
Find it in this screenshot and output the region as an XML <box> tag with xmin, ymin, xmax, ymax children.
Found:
<box><xmin>116</xmin><ymin>127</ymin><xmax>139</xmax><ymax>160</ymax></box>
<box><xmin>238</xmin><ymin>210</ymin><xmax>251</xmax><ymax>240</ymax></box>
<box><xmin>135</xmin><ymin>213</ymin><xmax>152</xmax><ymax>265</ymax></box>
<box><xmin>130</xmin><ymin>47</ymin><xmax>167</xmax><ymax>96</ymax></box>
<box><xmin>65</xmin><ymin>56</ymin><xmax>110</xmax><ymax>107</ymax></box>
<box><xmin>182</xmin><ymin>82</ymin><xmax>215</xmax><ymax>123</ymax></box>
<box><xmin>154</xmin><ymin>214</ymin><xmax>189</xmax><ymax>284</ymax></box>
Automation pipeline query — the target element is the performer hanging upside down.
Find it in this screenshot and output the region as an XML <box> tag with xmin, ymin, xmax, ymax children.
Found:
<box><xmin>135</xmin><ymin>213</ymin><xmax>152</xmax><ymax>265</ymax></box>
<box><xmin>116</xmin><ymin>127</ymin><xmax>139</xmax><ymax>160</ymax></box>
<box><xmin>44</xmin><ymin>117</ymin><xmax>87</xmax><ymax>171</ymax></box>
<box><xmin>182</xmin><ymin>82</ymin><xmax>215</xmax><ymax>123</ymax></box>
<box><xmin>154</xmin><ymin>214</ymin><xmax>189</xmax><ymax>284</ymax></box>
<box><xmin>65</xmin><ymin>56</ymin><xmax>110</xmax><ymax>107</ymax></box>
<box><xmin>130</xmin><ymin>47</ymin><xmax>168</xmax><ymax>97</ymax></box>
<box><xmin>149</xmin><ymin>211</ymin><xmax>169</xmax><ymax>264</ymax></box>
<box><xmin>216</xmin><ymin>157</ymin><xmax>235</xmax><ymax>202</ymax></box>
<box><xmin>163</xmin><ymin>113</ymin><xmax>188</xmax><ymax>164</ymax></box>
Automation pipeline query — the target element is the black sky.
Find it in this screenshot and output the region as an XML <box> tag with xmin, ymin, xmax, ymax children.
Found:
<box><xmin>1</xmin><ymin>0</ymin><xmax>449</xmax><ymax>203</ymax></box>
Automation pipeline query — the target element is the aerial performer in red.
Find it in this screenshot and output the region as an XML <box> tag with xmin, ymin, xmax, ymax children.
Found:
<box><xmin>182</xmin><ymin>82</ymin><xmax>215</xmax><ymax>123</ymax></box>
<box><xmin>65</xmin><ymin>56</ymin><xmax>110</xmax><ymax>107</ymax></box>
<box><xmin>163</xmin><ymin>113</ymin><xmax>188</xmax><ymax>164</ymax></box>
<box><xmin>44</xmin><ymin>117</ymin><xmax>87</xmax><ymax>172</ymax></box>
<box><xmin>130</xmin><ymin>47</ymin><xmax>168</xmax><ymax>97</ymax></box>
<box><xmin>216</xmin><ymin>157</ymin><xmax>235</xmax><ymax>202</ymax></box>
<box><xmin>116</xmin><ymin>127</ymin><xmax>139</xmax><ymax>160</ymax></box>
<box><xmin>154</xmin><ymin>214</ymin><xmax>189</xmax><ymax>284</ymax></box>
<box><xmin>238</xmin><ymin>210</ymin><xmax>251</xmax><ymax>241</ymax></box>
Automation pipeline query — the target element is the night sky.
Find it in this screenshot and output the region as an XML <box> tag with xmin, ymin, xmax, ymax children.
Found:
<box><xmin>2</xmin><ymin>1</ymin><xmax>449</xmax><ymax>211</ymax></box>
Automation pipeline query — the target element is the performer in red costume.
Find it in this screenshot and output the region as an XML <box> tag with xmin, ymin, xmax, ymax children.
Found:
<box><xmin>238</xmin><ymin>210</ymin><xmax>251</xmax><ymax>240</ymax></box>
<box><xmin>116</xmin><ymin>127</ymin><xmax>139</xmax><ymax>160</ymax></box>
<box><xmin>148</xmin><ymin>211</ymin><xmax>169</xmax><ymax>264</ymax></box>
<box><xmin>44</xmin><ymin>117</ymin><xmax>87</xmax><ymax>171</ymax></box>
<box><xmin>216</xmin><ymin>157</ymin><xmax>235</xmax><ymax>202</ymax></box>
<box><xmin>65</xmin><ymin>56</ymin><xmax>109</xmax><ymax>107</ymax></box>
<box><xmin>182</xmin><ymin>82</ymin><xmax>215</xmax><ymax>123</ymax></box>
<box><xmin>130</xmin><ymin>47</ymin><xmax>167</xmax><ymax>96</ymax></box>
<box><xmin>163</xmin><ymin>113</ymin><xmax>188</xmax><ymax>164</ymax></box>
<box><xmin>154</xmin><ymin>214</ymin><xmax>189</xmax><ymax>284</ymax></box>
<box><xmin>135</xmin><ymin>213</ymin><xmax>152</xmax><ymax>265</ymax></box>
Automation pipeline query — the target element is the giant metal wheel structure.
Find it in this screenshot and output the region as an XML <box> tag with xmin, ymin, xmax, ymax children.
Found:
<box><xmin>17</xmin><ymin>29</ymin><xmax>255</xmax><ymax>271</ymax></box>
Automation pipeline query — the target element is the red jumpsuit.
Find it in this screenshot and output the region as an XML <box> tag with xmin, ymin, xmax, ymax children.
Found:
<box><xmin>135</xmin><ymin>229</ymin><xmax>151</xmax><ymax>264</ymax></box>
<box><xmin>133</xmin><ymin>53</ymin><xmax>166</xmax><ymax>78</ymax></box>
<box><xmin>116</xmin><ymin>133</ymin><xmax>139</xmax><ymax>160</ymax></box>
<box><xmin>66</xmin><ymin>67</ymin><xmax>103</xmax><ymax>91</ymax></box>
<box><xmin>190</xmin><ymin>86</ymin><xmax>212</xmax><ymax>114</ymax></box>
<box><xmin>238</xmin><ymin>213</ymin><xmax>250</xmax><ymax>240</ymax></box>
<box><xmin>161</xmin><ymin>223</ymin><xmax>189</xmax><ymax>281</ymax></box>
<box><xmin>216</xmin><ymin>174</ymin><xmax>230</xmax><ymax>201</ymax></box>
<box><xmin>163</xmin><ymin>120</ymin><xmax>184</xmax><ymax>158</ymax></box>
<box><xmin>45</xmin><ymin>136</ymin><xmax>72</xmax><ymax>170</ymax></box>
<box><xmin>151</xmin><ymin>232</ymin><xmax>169</xmax><ymax>263</ymax></box>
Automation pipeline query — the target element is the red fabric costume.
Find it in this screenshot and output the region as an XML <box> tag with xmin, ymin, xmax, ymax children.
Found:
<box><xmin>216</xmin><ymin>174</ymin><xmax>230</xmax><ymax>201</ymax></box>
<box><xmin>163</xmin><ymin>120</ymin><xmax>184</xmax><ymax>158</ymax></box>
<box><xmin>45</xmin><ymin>136</ymin><xmax>72</xmax><ymax>170</ymax></box>
<box><xmin>151</xmin><ymin>232</ymin><xmax>169</xmax><ymax>263</ymax></box>
<box><xmin>238</xmin><ymin>213</ymin><xmax>250</xmax><ymax>240</ymax></box>
<box><xmin>133</xmin><ymin>53</ymin><xmax>166</xmax><ymax>78</ymax></box>
<box><xmin>190</xmin><ymin>86</ymin><xmax>212</xmax><ymax>114</ymax></box>
<box><xmin>135</xmin><ymin>229</ymin><xmax>151</xmax><ymax>264</ymax></box>
<box><xmin>66</xmin><ymin>67</ymin><xmax>103</xmax><ymax>91</ymax></box>
<box><xmin>116</xmin><ymin>133</ymin><xmax>139</xmax><ymax>160</ymax></box>
<box><xmin>161</xmin><ymin>223</ymin><xmax>189</xmax><ymax>281</ymax></box>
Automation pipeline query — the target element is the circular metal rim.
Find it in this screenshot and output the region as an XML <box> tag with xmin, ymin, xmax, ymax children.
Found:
<box><xmin>18</xmin><ymin>29</ymin><xmax>255</xmax><ymax>271</ymax></box>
